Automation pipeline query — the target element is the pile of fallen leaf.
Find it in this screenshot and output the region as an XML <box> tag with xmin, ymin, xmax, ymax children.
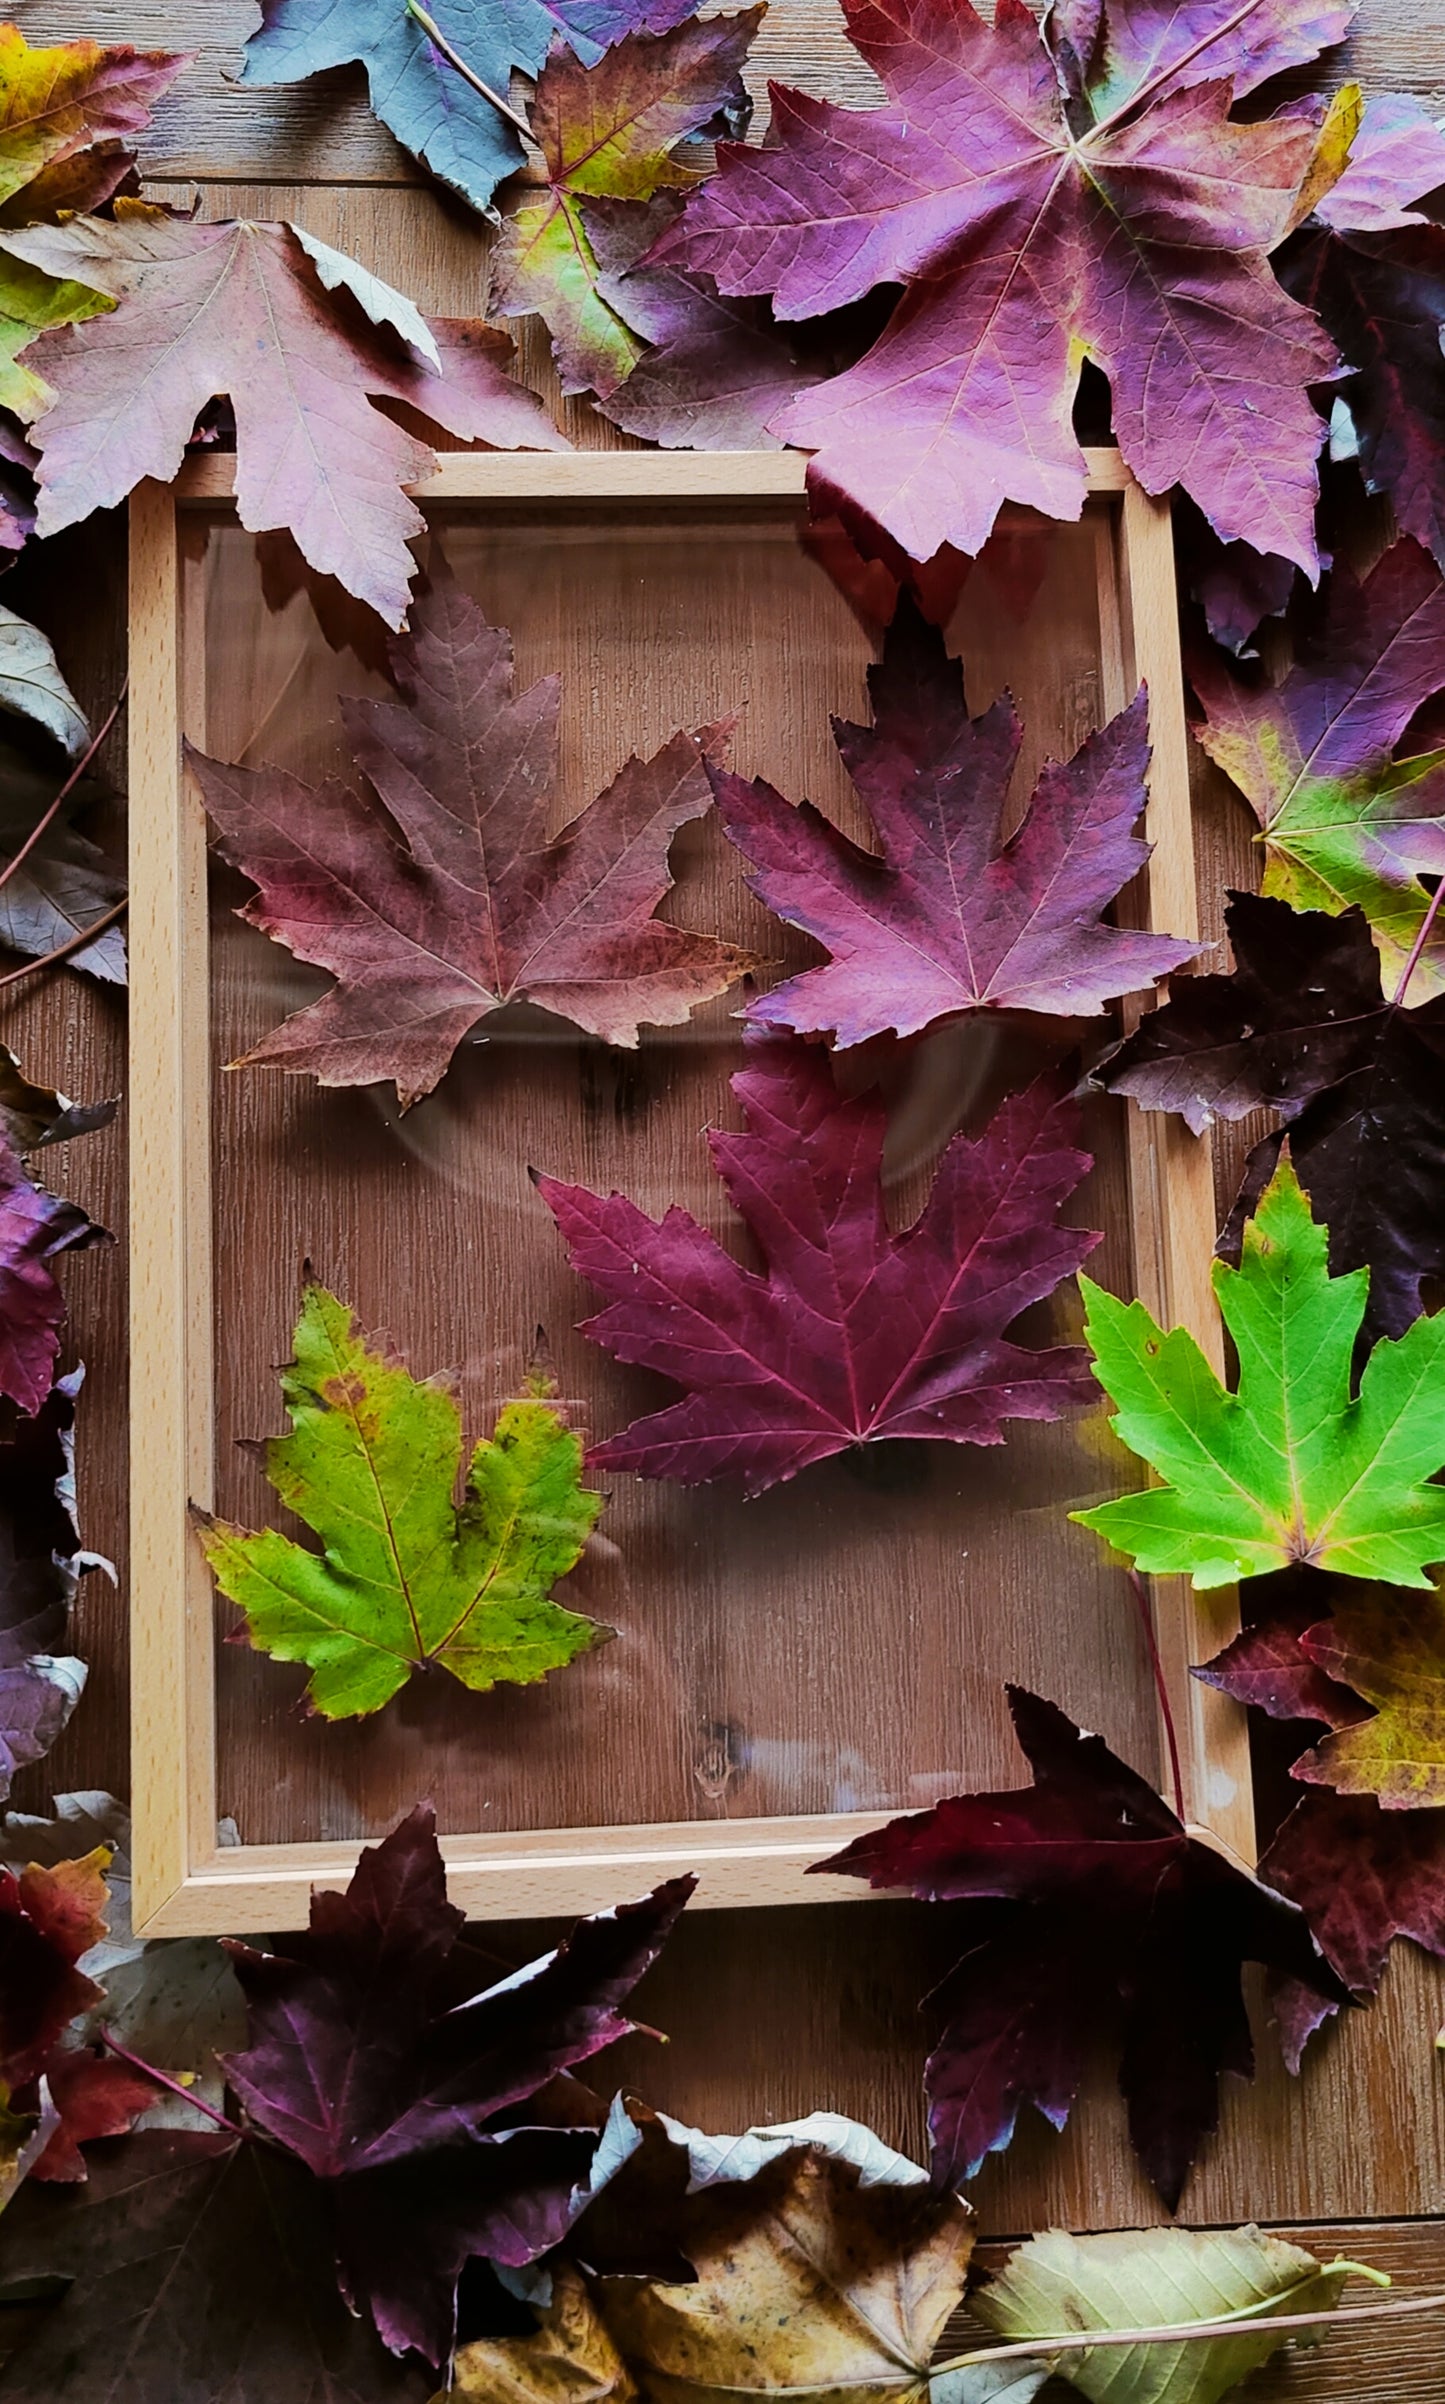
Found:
<box><xmin>0</xmin><ymin>1802</ymin><xmax>1411</xmax><ymax>2398</ymax></box>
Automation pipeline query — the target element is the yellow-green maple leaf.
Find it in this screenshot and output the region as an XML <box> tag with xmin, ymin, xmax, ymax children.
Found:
<box><xmin>198</xmin><ymin>1282</ymin><xmax>609</xmax><ymax>1719</ymax></box>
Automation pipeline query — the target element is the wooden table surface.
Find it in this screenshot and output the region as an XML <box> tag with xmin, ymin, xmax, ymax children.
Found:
<box><xmin>4</xmin><ymin>1</ymin><xmax>1444</xmax><ymax>2392</ymax></box>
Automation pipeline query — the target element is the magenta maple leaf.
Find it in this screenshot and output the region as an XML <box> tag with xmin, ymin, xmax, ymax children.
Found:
<box><xmin>536</xmin><ymin>1037</ymin><xmax>1099</xmax><ymax>1496</ymax></box>
<box><xmin>0</xmin><ymin>1134</ymin><xmax>105</xmax><ymax>1416</ymax></box>
<box><xmin>650</xmin><ymin>0</ymin><xmax>1336</xmax><ymax>567</ymax></box>
<box><xmin>714</xmin><ymin>600</ymin><xmax>1197</xmax><ymax>1045</ymax></box>
<box><xmin>221</xmin><ymin>1805</ymin><xmax>693</xmax><ymax>2365</ymax></box>
<box><xmin>816</xmin><ymin>1684</ymin><xmax>1347</xmax><ymax>2208</ymax></box>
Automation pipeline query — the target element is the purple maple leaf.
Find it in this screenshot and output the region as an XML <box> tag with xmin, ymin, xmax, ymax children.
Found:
<box><xmin>536</xmin><ymin>1037</ymin><xmax>1100</xmax><ymax>1496</ymax></box>
<box><xmin>221</xmin><ymin>1806</ymin><xmax>692</xmax><ymax>2365</ymax></box>
<box><xmin>0</xmin><ymin>1140</ymin><xmax>105</xmax><ymax>1417</ymax></box>
<box><xmin>1195</xmin><ymin>1583</ymin><xmax>1370</xmax><ymax>1732</ymax></box>
<box><xmin>816</xmin><ymin>1685</ymin><xmax>1347</xmax><ymax>2208</ymax></box>
<box><xmin>651</xmin><ymin>0</ymin><xmax>1336</xmax><ymax>567</ymax></box>
<box><xmin>714</xmin><ymin>600</ymin><xmax>1197</xmax><ymax>1044</ymax></box>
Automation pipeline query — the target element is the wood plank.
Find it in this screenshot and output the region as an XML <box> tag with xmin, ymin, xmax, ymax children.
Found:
<box><xmin>16</xmin><ymin>0</ymin><xmax>885</xmax><ymax>185</ymax></box>
<box><xmin>16</xmin><ymin>0</ymin><xmax>1445</xmax><ymax>185</ymax></box>
<box><xmin>1116</xmin><ymin>481</ymin><xmax>1253</xmax><ymax>1862</ymax></box>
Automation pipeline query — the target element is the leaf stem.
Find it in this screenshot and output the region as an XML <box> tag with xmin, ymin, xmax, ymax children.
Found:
<box><xmin>0</xmin><ymin>895</ymin><xmax>127</xmax><ymax>991</ymax></box>
<box><xmin>406</xmin><ymin>1</ymin><xmax>534</xmax><ymax>143</ymax></box>
<box><xmin>1129</xmin><ymin>1569</ymin><xmax>1185</xmax><ymax>1822</ymax></box>
<box><xmin>933</xmin><ymin>2277</ymin><xmax>1445</xmax><ymax>2375</ymax></box>
<box><xmin>99</xmin><ymin>2029</ymin><xmax>243</xmax><ymax>2137</ymax></box>
<box><xmin>1389</xmin><ymin>876</ymin><xmax>1445</xmax><ymax>1007</ymax></box>
<box><xmin>0</xmin><ymin>680</ymin><xmax>128</xmax><ymax>904</ymax></box>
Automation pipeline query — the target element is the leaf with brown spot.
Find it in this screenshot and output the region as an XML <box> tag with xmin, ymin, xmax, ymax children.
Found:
<box><xmin>198</xmin><ymin>1279</ymin><xmax>611</xmax><ymax>1720</ymax></box>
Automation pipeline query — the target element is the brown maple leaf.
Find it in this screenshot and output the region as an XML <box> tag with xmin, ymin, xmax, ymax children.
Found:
<box><xmin>187</xmin><ymin>553</ymin><xmax>755</xmax><ymax>1106</ymax></box>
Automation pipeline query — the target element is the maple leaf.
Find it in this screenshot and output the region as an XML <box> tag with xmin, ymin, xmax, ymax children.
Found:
<box><xmin>1175</xmin><ymin>502</ymin><xmax>1298</xmax><ymax>657</ymax></box>
<box><xmin>0</xmin><ymin>209</ymin><xmax>568</xmax><ymax>628</ymax></box>
<box><xmin>491</xmin><ymin>12</ymin><xmax>763</xmax><ymax>401</ymax></box>
<box><xmin>715</xmin><ymin>599</ymin><xmax>1197</xmax><ymax>1045</ymax></box>
<box><xmin>650</xmin><ymin>0</ymin><xmax>1336</xmax><ymax>569</ymax></box>
<box><xmin>1279</xmin><ymin>93</ymin><xmax>1445</xmax><ymax>572</ymax></box>
<box><xmin>0</xmin><ymin>26</ymin><xmax>187</xmax><ymax>417</ymax></box>
<box><xmin>1095</xmin><ymin>891</ymin><xmax>1445</xmax><ymax>1338</ymax></box>
<box><xmin>0</xmin><ymin>2130</ymin><xmax>433</xmax><ymax>2400</ymax></box>
<box><xmin>1072</xmin><ymin>1153</ymin><xmax>1445</xmax><ymax>1590</ymax></box>
<box><xmin>198</xmin><ymin>1279</ymin><xmax>609</xmax><ymax>1720</ymax></box>
<box><xmin>1260</xmin><ymin>1790</ymin><xmax>1445</xmax><ymax>2068</ymax></box>
<box><xmin>537</xmin><ymin>1039</ymin><xmax>1100</xmax><ymax>1496</ymax></box>
<box><xmin>591</xmin><ymin>194</ymin><xmax>826</xmax><ymax>449</ymax></box>
<box><xmin>1288</xmin><ymin>1587</ymin><xmax>1445</xmax><ymax>1809</ymax></box>
<box><xmin>0</xmin><ymin>1839</ymin><xmax>164</xmax><ymax>2184</ymax></box>
<box><xmin>0</xmin><ymin>1133</ymin><xmax>105</xmax><ymax>1418</ymax></box>
<box><xmin>1044</xmin><ymin>0</ymin><xmax>1358</xmax><ymax>114</ymax></box>
<box><xmin>239</xmin><ymin>0</ymin><xmax>700</xmax><ymax>216</ymax></box>
<box><xmin>1194</xmin><ymin>1583</ymin><xmax>1368</xmax><ymax>1734</ymax></box>
<box><xmin>816</xmin><ymin>1686</ymin><xmax>1344</xmax><ymax>2209</ymax></box>
<box><xmin>1196</xmin><ymin>1582</ymin><xmax>1445</xmax><ymax>2065</ymax></box>
<box><xmin>0</xmin><ymin>1370</ymin><xmax>98</xmax><ymax>1803</ymax></box>
<box><xmin>191</xmin><ymin>556</ymin><xmax>752</xmax><ymax>1103</ymax></box>
<box><xmin>1189</xmin><ymin>539</ymin><xmax>1445</xmax><ymax>996</ymax></box>
<box><xmin>0</xmin><ymin>1790</ymin><xmax>245</xmax><ymax>2165</ymax></box>
<box><xmin>219</xmin><ymin>1804</ymin><xmax>694</xmax><ymax>2363</ymax></box>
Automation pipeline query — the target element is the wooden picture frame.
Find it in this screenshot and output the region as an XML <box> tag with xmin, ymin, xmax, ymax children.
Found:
<box><xmin>128</xmin><ymin>447</ymin><xmax>1254</xmax><ymax>1938</ymax></box>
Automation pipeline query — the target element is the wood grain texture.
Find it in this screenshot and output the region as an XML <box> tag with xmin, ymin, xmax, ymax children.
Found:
<box><xmin>1</xmin><ymin>0</ymin><xmax>1442</xmax><ymax>2323</ymax></box>
<box><xmin>14</xmin><ymin>0</ymin><xmax>1445</xmax><ymax>183</ymax></box>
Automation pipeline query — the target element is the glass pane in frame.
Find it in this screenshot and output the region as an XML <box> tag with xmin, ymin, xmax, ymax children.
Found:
<box><xmin>180</xmin><ymin>492</ymin><xmax>1163</xmax><ymax>1854</ymax></box>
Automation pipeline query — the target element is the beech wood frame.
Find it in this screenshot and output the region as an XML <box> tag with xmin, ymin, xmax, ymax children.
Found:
<box><xmin>128</xmin><ymin>447</ymin><xmax>1254</xmax><ymax>1937</ymax></box>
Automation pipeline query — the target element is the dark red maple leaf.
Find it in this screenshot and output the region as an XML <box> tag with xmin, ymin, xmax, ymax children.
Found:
<box><xmin>0</xmin><ymin>1843</ymin><xmax>161</xmax><ymax>2181</ymax></box>
<box><xmin>187</xmin><ymin>551</ymin><xmax>754</xmax><ymax>1107</ymax></box>
<box><xmin>1261</xmin><ymin>1791</ymin><xmax>1445</xmax><ymax>2069</ymax></box>
<box><xmin>536</xmin><ymin>1038</ymin><xmax>1100</xmax><ymax>1495</ymax></box>
<box><xmin>714</xmin><ymin>600</ymin><xmax>1196</xmax><ymax>1045</ymax></box>
<box><xmin>816</xmin><ymin>1685</ymin><xmax>1346</xmax><ymax>2209</ymax></box>
<box><xmin>1196</xmin><ymin>1573</ymin><xmax>1445</xmax><ymax>2067</ymax></box>
<box><xmin>220</xmin><ymin>1804</ymin><xmax>693</xmax><ymax>2366</ymax></box>
<box><xmin>1195</xmin><ymin>1588</ymin><xmax>1368</xmax><ymax>1734</ymax></box>
<box><xmin>650</xmin><ymin>0</ymin><xmax>1336</xmax><ymax>568</ymax></box>
<box><xmin>1096</xmin><ymin>891</ymin><xmax>1445</xmax><ymax>1338</ymax></box>
<box><xmin>1280</xmin><ymin>93</ymin><xmax>1445</xmax><ymax>571</ymax></box>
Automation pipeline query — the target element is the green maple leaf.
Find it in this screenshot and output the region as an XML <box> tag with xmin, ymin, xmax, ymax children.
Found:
<box><xmin>197</xmin><ymin>1281</ymin><xmax>609</xmax><ymax>1718</ymax></box>
<box><xmin>1071</xmin><ymin>1155</ymin><xmax>1445</xmax><ymax>1590</ymax></box>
